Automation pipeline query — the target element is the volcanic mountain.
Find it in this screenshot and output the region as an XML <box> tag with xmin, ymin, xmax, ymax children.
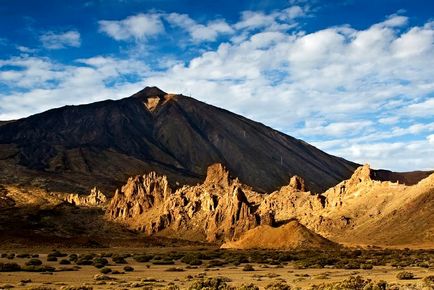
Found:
<box><xmin>0</xmin><ymin>87</ymin><xmax>429</xmax><ymax>195</ymax></box>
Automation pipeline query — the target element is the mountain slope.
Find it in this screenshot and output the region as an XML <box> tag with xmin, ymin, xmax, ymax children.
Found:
<box><xmin>0</xmin><ymin>87</ymin><xmax>359</xmax><ymax>194</ymax></box>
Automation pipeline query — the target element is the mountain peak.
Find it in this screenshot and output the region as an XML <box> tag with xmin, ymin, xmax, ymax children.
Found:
<box><xmin>131</xmin><ymin>86</ymin><xmax>167</xmax><ymax>99</ymax></box>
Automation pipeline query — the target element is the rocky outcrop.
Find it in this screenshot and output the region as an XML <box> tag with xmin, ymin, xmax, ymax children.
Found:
<box><xmin>65</xmin><ymin>187</ymin><xmax>108</xmax><ymax>207</ymax></box>
<box><xmin>106</xmin><ymin>163</ymin><xmax>434</xmax><ymax>247</ymax></box>
<box><xmin>106</xmin><ymin>164</ymin><xmax>260</xmax><ymax>242</ymax></box>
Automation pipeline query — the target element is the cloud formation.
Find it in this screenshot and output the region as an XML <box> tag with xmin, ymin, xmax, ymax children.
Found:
<box><xmin>99</xmin><ymin>13</ymin><xmax>165</xmax><ymax>40</ymax></box>
<box><xmin>40</xmin><ymin>30</ymin><xmax>81</xmax><ymax>49</ymax></box>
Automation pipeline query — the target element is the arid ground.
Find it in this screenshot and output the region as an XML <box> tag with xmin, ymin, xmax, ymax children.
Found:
<box><xmin>1</xmin><ymin>247</ymin><xmax>433</xmax><ymax>289</ymax></box>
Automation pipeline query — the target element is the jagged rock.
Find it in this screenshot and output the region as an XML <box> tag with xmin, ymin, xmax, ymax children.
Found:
<box><xmin>106</xmin><ymin>164</ymin><xmax>259</xmax><ymax>241</ymax></box>
<box><xmin>65</xmin><ymin>187</ymin><xmax>107</xmax><ymax>207</ymax></box>
<box><xmin>105</xmin><ymin>163</ymin><xmax>434</xmax><ymax>247</ymax></box>
<box><xmin>289</xmin><ymin>175</ymin><xmax>306</xmax><ymax>191</ymax></box>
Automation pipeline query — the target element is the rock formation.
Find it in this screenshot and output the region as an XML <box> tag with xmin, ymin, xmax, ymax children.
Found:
<box><xmin>65</xmin><ymin>187</ymin><xmax>108</xmax><ymax>207</ymax></box>
<box><xmin>106</xmin><ymin>163</ymin><xmax>434</xmax><ymax>248</ymax></box>
<box><xmin>107</xmin><ymin>164</ymin><xmax>262</xmax><ymax>242</ymax></box>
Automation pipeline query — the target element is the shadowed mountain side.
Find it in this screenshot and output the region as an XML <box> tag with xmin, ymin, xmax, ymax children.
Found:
<box><xmin>0</xmin><ymin>87</ymin><xmax>360</xmax><ymax>194</ymax></box>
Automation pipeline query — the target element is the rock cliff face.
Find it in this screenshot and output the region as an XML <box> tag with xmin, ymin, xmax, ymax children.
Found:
<box><xmin>106</xmin><ymin>163</ymin><xmax>434</xmax><ymax>247</ymax></box>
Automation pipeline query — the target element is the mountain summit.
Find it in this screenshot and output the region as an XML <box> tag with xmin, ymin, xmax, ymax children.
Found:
<box><xmin>0</xmin><ymin>87</ymin><xmax>426</xmax><ymax>195</ymax></box>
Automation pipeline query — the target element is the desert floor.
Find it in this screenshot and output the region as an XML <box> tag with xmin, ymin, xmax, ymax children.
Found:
<box><xmin>0</xmin><ymin>247</ymin><xmax>433</xmax><ymax>289</ymax></box>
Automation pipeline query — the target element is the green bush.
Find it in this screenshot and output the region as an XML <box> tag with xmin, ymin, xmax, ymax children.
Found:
<box><xmin>25</xmin><ymin>259</ymin><xmax>43</xmax><ymax>266</ymax></box>
<box><xmin>133</xmin><ymin>254</ymin><xmax>153</xmax><ymax>263</ymax></box>
<box><xmin>68</xmin><ymin>254</ymin><xmax>78</xmax><ymax>262</ymax></box>
<box><xmin>264</xmin><ymin>282</ymin><xmax>291</xmax><ymax>290</ymax></box>
<box><xmin>92</xmin><ymin>257</ymin><xmax>108</xmax><ymax>268</ymax></box>
<box><xmin>396</xmin><ymin>271</ymin><xmax>414</xmax><ymax>280</ymax></box>
<box><xmin>242</xmin><ymin>264</ymin><xmax>255</xmax><ymax>271</ymax></box>
<box><xmin>0</xmin><ymin>262</ymin><xmax>21</xmax><ymax>272</ymax></box>
<box><xmin>22</xmin><ymin>265</ymin><xmax>55</xmax><ymax>272</ymax></box>
<box><xmin>237</xmin><ymin>284</ymin><xmax>259</xmax><ymax>290</ymax></box>
<box><xmin>59</xmin><ymin>259</ymin><xmax>71</xmax><ymax>265</ymax></box>
<box><xmin>112</xmin><ymin>256</ymin><xmax>127</xmax><ymax>264</ymax></box>
<box><xmin>152</xmin><ymin>259</ymin><xmax>175</xmax><ymax>265</ymax></box>
<box><xmin>423</xmin><ymin>275</ymin><xmax>434</xmax><ymax>287</ymax></box>
<box><xmin>100</xmin><ymin>267</ymin><xmax>112</xmax><ymax>274</ymax></box>
<box><xmin>123</xmin><ymin>265</ymin><xmax>134</xmax><ymax>272</ymax></box>
<box><xmin>181</xmin><ymin>254</ymin><xmax>203</xmax><ymax>266</ymax></box>
<box><xmin>188</xmin><ymin>277</ymin><xmax>231</xmax><ymax>290</ymax></box>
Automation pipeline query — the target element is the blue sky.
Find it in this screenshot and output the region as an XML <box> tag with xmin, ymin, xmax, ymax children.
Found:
<box><xmin>1</xmin><ymin>0</ymin><xmax>434</xmax><ymax>171</ymax></box>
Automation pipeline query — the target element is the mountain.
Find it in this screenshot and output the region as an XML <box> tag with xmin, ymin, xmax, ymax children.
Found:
<box><xmin>0</xmin><ymin>86</ymin><xmax>362</xmax><ymax>194</ymax></box>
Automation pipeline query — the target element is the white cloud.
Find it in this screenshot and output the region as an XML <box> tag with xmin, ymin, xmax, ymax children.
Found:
<box><xmin>234</xmin><ymin>5</ymin><xmax>305</xmax><ymax>31</ymax></box>
<box><xmin>166</xmin><ymin>13</ymin><xmax>234</xmax><ymax>42</ymax></box>
<box><xmin>40</xmin><ymin>30</ymin><xmax>81</xmax><ymax>49</ymax></box>
<box><xmin>99</xmin><ymin>13</ymin><xmax>164</xmax><ymax>41</ymax></box>
<box><xmin>428</xmin><ymin>134</ymin><xmax>434</xmax><ymax>144</ymax></box>
<box><xmin>403</xmin><ymin>98</ymin><xmax>434</xmax><ymax>117</ymax></box>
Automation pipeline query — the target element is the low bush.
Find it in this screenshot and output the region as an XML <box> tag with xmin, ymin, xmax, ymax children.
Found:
<box><xmin>112</xmin><ymin>256</ymin><xmax>127</xmax><ymax>264</ymax></box>
<box><xmin>100</xmin><ymin>267</ymin><xmax>112</xmax><ymax>274</ymax></box>
<box><xmin>242</xmin><ymin>264</ymin><xmax>255</xmax><ymax>271</ymax></box>
<box><xmin>396</xmin><ymin>271</ymin><xmax>414</xmax><ymax>280</ymax></box>
<box><xmin>133</xmin><ymin>254</ymin><xmax>153</xmax><ymax>263</ymax></box>
<box><xmin>26</xmin><ymin>258</ymin><xmax>43</xmax><ymax>266</ymax></box>
<box><xmin>264</xmin><ymin>282</ymin><xmax>291</xmax><ymax>290</ymax></box>
<box><xmin>237</xmin><ymin>284</ymin><xmax>259</xmax><ymax>290</ymax></box>
<box><xmin>0</xmin><ymin>262</ymin><xmax>21</xmax><ymax>272</ymax></box>
<box><xmin>152</xmin><ymin>259</ymin><xmax>175</xmax><ymax>265</ymax></box>
<box><xmin>59</xmin><ymin>259</ymin><xmax>71</xmax><ymax>265</ymax></box>
<box><xmin>92</xmin><ymin>257</ymin><xmax>108</xmax><ymax>268</ymax></box>
<box><xmin>188</xmin><ymin>277</ymin><xmax>231</xmax><ymax>290</ymax></box>
<box><xmin>22</xmin><ymin>265</ymin><xmax>55</xmax><ymax>272</ymax></box>
<box><xmin>123</xmin><ymin>265</ymin><xmax>134</xmax><ymax>272</ymax></box>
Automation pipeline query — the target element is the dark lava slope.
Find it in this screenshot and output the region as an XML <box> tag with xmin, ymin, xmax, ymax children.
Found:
<box><xmin>0</xmin><ymin>86</ymin><xmax>422</xmax><ymax>195</ymax></box>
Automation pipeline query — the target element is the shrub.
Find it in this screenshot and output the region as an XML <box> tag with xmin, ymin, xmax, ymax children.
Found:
<box><xmin>188</xmin><ymin>277</ymin><xmax>231</xmax><ymax>290</ymax></box>
<box><xmin>26</xmin><ymin>259</ymin><xmax>43</xmax><ymax>266</ymax></box>
<box><xmin>133</xmin><ymin>254</ymin><xmax>153</xmax><ymax>263</ymax></box>
<box><xmin>16</xmin><ymin>253</ymin><xmax>30</xmax><ymax>258</ymax></box>
<box><xmin>242</xmin><ymin>264</ymin><xmax>255</xmax><ymax>271</ymax></box>
<box><xmin>264</xmin><ymin>282</ymin><xmax>291</xmax><ymax>290</ymax></box>
<box><xmin>92</xmin><ymin>257</ymin><xmax>108</xmax><ymax>268</ymax></box>
<box><xmin>360</xmin><ymin>263</ymin><xmax>373</xmax><ymax>270</ymax></box>
<box><xmin>68</xmin><ymin>254</ymin><xmax>78</xmax><ymax>261</ymax></box>
<box><xmin>237</xmin><ymin>284</ymin><xmax>259</xmax><ymax>290</ymax></box>
<box><xmin>59</xmin><ymin>259</ymin><xmax>71</xmax><ymax>265</ymax></box>
<box><xmin>112</xmin><ymin>256</ymin><xmax>127</xmax><ymax>264</ymax></box>
<box><xmin>181</xmin><ymin>254</ymin><xmax>203</xmax><ymax>266</ymax></box>
<box><xmin>0</xmin><ymin>262</ymin><xmax>21</xmax><ymax>272</ymax></box>
<box><xmin>152</xmin><ymin>259</ymin><xmax>175</xmax><ymax>265</ymax></box>
<box><xmin>423</xmin><ymin>275</ymin><xmax>434</xmax><ymax>287</ymax></box>
<box><xmin>123</xmin><ymin>265</ymin><xmax>134</xmax><ymax>272</ymax></box>
<box><xmin>22</xmin><ymin>265</ymin><xmax>55</xmax><ymax>272</ymax></box>
<box><xmin>47</xmin><ymin>256</ymin><xmax>57</xmax><ymax>262</ymax></box>
<box><xmin>100</xmin><ymin>267</ymin><xmax>112</xmax><ymax>274</ymax></box>
<box><xmin>165</xmin><ymin>267</ymin><xmax>185</xmax><ymax>272</ymax></box>
<box><xmin>396</xmin><ymin>271</ymin><xmax>414</xmax><ymax>280</ymax></box>
<box><xmin>48</xmin><ymin>250</ymin><xmax>67</xmax><ymax>258</ymax></box>
<box><xmin>76</xmin><ymin>258</ymin><xmax>93</xmax><ymax>265</ymax></box>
